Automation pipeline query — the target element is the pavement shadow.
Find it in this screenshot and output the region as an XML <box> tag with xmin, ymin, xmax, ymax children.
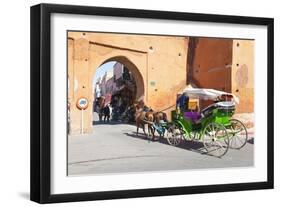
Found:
<box><xmin>158</xmin><ymin>138</ymin><xmax>206</xmax><ymax>155</ymax></box>
<box><xmin>124</xmin><ymin>132</ymin><xmax>149</xmax><ymax>141</ymax></box>
<box><xmin>124</xmin><ymin>132</ymin><xmax>206</xmax><ymax>155</ymax></box>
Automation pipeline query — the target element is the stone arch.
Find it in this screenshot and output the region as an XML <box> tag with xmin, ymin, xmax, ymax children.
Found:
<box><xmin>68</xmin><ymin>32</ymin><xmax>189</xmax><ymax>135</ymax></box>
<box><xmin>92</xmin><ymin>55</ymin><xmax>145</xmax><ymax>100</ymax></box>
<box><xmin>88</xmin><ymin>42</ymin><xmax>148</xmax><ymax>105</ymax></box>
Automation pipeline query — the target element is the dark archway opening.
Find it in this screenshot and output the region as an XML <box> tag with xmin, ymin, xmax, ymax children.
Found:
<box><xmin>92</xmin><ymin>58</ymin><xmax>144</xmax><ymax>124</ymax></box>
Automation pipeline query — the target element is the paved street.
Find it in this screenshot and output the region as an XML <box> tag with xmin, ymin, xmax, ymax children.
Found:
<box><xmin>68</xmin><ymin>113</ymin><xmax>254</xmax><ymax>176</ymax></box>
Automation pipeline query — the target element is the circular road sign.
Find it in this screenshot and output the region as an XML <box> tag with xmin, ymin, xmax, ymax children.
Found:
<box><xmin>76</xmin><ymin>97</ymin><xmax>89</xmax><ymax>110</ymax></box>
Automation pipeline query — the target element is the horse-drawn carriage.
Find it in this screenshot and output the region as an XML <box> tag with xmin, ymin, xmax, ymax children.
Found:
<box><xmin>164</xmin><ymin>87</ymin><xmax>248</xmax><ymax>157</ymax></box>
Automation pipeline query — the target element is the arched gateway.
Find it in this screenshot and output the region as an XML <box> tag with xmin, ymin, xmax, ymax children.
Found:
<box><xmin>96</xmin><ymin>56</ymin><xmax>145</xmax><ymax>101</ymax></box>
<box><xmin>68</xmin><ymin>32</ymin><xmax>189</xmax><ymax>135</ymax></box>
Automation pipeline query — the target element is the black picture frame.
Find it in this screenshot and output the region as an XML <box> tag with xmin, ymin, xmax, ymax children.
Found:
<box><xmin>30</xmin><ymin>3</ymin><xmax>274</xmax><ymax>204</ymax></box>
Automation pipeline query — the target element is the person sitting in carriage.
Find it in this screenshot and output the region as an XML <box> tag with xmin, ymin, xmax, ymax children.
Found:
<box><xmin>176</xmin><ymin>92</ymin><xmax>202</xmax><ymax>123</ymax></box>
<box><xmin>176</xmin><ymin>92</ymin><xmax>189</xmax><ymax>113</ymax></box>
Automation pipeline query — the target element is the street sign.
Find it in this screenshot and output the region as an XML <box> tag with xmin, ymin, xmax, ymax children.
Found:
<box><xmin>76</xmin><ymin>97</ymin><xmax>89</xmax><ymax>134</ymax></box>
<box><xmin>76</xmin><ymin>97</ymin><xmax>89</xmax><ymax>110</ymax></box>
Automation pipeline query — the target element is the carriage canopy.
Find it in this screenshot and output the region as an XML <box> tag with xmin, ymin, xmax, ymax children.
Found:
<box><xmin>182</xmin><ymin>87</ymin><xmax>239</xmax><ymax>104</ymax></box>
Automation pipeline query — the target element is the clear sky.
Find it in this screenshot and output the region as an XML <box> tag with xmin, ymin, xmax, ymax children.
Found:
<box><xmin>92</xmin><ymin>61</ymin><xmax>116</xmax><ymax>87</ymax></box>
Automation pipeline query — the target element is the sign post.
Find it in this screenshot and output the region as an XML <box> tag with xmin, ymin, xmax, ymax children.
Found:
<box><xmin>76</xmin><ymin>97</ymin><xmax>89</xmax><ymax>134</ymax></box>
<box><xmin>81</xmin><ymin>109</ymin><xmax>84</xmax><ymax>134</ymax></box>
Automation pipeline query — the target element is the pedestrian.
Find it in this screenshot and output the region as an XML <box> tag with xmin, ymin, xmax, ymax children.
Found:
<box><xmin>103</xmin><ymin>105</ymin><xmax>110</xmax><ymax>122</ymax></box>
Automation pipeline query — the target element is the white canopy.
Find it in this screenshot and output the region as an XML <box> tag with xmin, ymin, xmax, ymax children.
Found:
<box><xmin>182</xmin><ymin>87</ymin><xmax>239</xmax><ymax>104</ymax></box>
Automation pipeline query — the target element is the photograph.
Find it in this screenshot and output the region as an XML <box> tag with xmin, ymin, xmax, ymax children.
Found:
<box><xmin>30</xmin><ymin>3</ymin><xmax>274</xmax><ymax>203</ymax></box>
<box><xmin>67</xmin><ymin>31</ymin><xmax>255</xmax><ymax>176</ymax></box>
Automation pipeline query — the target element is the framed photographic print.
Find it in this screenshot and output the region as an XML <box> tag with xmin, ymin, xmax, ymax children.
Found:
<box><xmin>30</xmin><ymin>3</ymin><xmax>274</xmax><ymax>203</ymax></box>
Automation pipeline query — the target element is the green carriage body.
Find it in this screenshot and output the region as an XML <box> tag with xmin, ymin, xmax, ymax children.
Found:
<box><xmin>171</xmin><ymin>104</ymin><xmax>235</xmax><ymax>140</ymax></box>
<box><xmin>166</xmin><ymin>87</ymin><xmax>248</xmax><ymax>157</ymax></box>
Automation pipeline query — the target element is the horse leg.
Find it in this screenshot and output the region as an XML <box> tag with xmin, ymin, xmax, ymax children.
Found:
<box><xmin>136</xmin><ymin>122</ymin><xmax>139</xmax><ymax>136</ymax></box>
<box><xmin>149</xmin><ymin>125</ymin><xmax>155</xmax><ymax>140</ymax></box>
<box><xmin>152</xmin><ymin>126</ymin><xmax>155</xmax><ymax>140</ymax></box>
<box><xmin>142</xmin><ymin>124</ymin><xmax>147</xmax><ymax>137</ymax></box>
<box><xmin>150</xmin><ymin>125</ymin><xmax>155</xmax><ymax>140</ymax></box>
<box><xmin>147</xmin><ymin>124</ymin><xmax>151</xmax><ymax>138</ymax></box>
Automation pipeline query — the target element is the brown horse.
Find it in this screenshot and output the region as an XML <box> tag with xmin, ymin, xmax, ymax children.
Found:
<box><xmin>151</xmin><ymin>111</ymin><xmax>167</xmax><ymax>139</ymax></box>
<box><xmin>134</xmin><ymin>103</ymin><xmax>155</xmax><ymax>139</ymax></box>
<box><xmin>134</xmin><ymin>102</ymin><xmax>167</xmax><ymax>140</ymax></box>
<box><xmin>153</xmin><ymin>111</ymin><xmax>167</xmax><ymax>124</ymax></box>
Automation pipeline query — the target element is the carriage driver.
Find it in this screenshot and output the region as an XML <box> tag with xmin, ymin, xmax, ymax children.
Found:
<box><xmin>176</xmin><ymin>92</ymin><xmax>189</xmax><ymax>113</ymax></box>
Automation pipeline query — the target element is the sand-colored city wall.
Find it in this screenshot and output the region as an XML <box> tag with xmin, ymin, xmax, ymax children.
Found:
<box><xmin>68</xmin><ymin>32</ymin><xmax>189</xmax><ymax>135</ymax></box>
<box><xmin>231</xmin><ymin>40</ymin><xmax>254</xmax><ymax>113</ymax></box>
<box><xmin>68</xmin><ymin>32</ymin><xmax>254</xmax><ymax>135</ymax></box>
<box><xmin>187</xmin><ymin>38</ymin><xmax>233</xmax><ymax>109</ymax></box>
<box><xmin>186</xmin><ymin>37</ymin><xmax>254</xmax><ymax>113</ymax></box>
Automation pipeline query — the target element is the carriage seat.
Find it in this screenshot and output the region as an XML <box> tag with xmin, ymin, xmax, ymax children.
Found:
<box><xmin>183</xmin><ymin>101</ymin><xmax>235</xmax><ymax>122</ymax></box>
<box><xmin>200</xmin><ymin>103</ymin><xmax>218</xmax><ymax>118</ymax></box>
<box><xmin>183</xmin><ymin>111</ymin><xmax>201</xmax><ymax>123</ymax></box>
<box><xmin>200</xmin><ymin>101</ymin><xmax>235</xmax><ymax>118</ymax></box>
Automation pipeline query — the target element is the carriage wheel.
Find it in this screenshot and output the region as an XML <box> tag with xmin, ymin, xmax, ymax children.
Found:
<box><xmin>166</xmin><ymin>124</ymin><xmax>183</xmax><ymax>146</ymax></box>
<box><xmin>203</xmin><ymin>122</ymin><xmax>229</xmax><ymax>157</ymax></box>
<box><xmin>227</xmin><ymin>119</ymin><xmax>248</xmax><ymax>149</ymax></box>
